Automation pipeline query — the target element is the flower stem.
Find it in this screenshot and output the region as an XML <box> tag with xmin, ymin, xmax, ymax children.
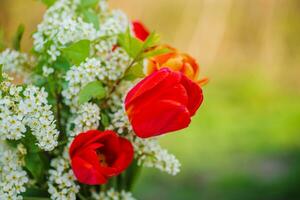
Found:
<box><xmin>78</xmin><ymin>193</ymin><xmax>88</xmax><ymax>200</ymax></box>
<box><xmin>124</xmin><ymin>159</ymin><xmax>142</xmax><ymax>191</ymax></box>
<box><xmin>117</xmin><ymin>173</ymin><xmax>123</xmax><ymax>191</ymax></box>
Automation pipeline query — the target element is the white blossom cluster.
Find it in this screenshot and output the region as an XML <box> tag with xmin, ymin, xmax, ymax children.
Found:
<box><xmin>99</xmin><ymin>10</ymin><xmax>128</xmax><ymax>36</ymax></box>
<box><xmin>0</xmin><ymin>49</ymin><xmax>32</xmax><ymax>77</ymax></box>
<box><xmin>48</xmin><ymin>148</ymin><xmax>79</xmax><ymax>200</ymax></box>
<box><xmin>0</xmin><ymin>73</ymin><xmax>59</xmax><ymax>151</ymax></box>
<box><xmin>33</xmin><ymin>0</ymin><xmax>129</xmax><ymax>62</ymax></box>
<box><xmin>0</xmin><ymin>143</ymin><xmax>28</xmax><ymax>199</ymax></box>
<box><xmin>107</xmin><ymin>81</ymin><xmax>134</xmax><ymax>134</ymax></box>
<box><xmin>68</xmin><ymin>103</ymin><xmax>101</xmax><ymax>137</ymax></box>
<box><xmin>62</xmin><ymin>58</ymin><xmax>106</xmax><ymax>109</ymax></box>
<box><xmin>33</xmin><ymin>0</ymin><xmax>97</xmax><ymax>60</ymax></box>
<box><xmin>92</xmin><ymin>188</ymin><xmax>136</xmax><ymax>200</ymax></box>
<box><xmin>133</xmin><ymin>137</ymin><xmax>181</xmax><ymax>176</ymax></box>
<box><xmin>62</xmin><ymin>51</ymin><xmax>129</xmax><ymax>111</ymax></box>
<box><xmin>108</xmin><ymin>109</ymin><xmax>132</xmax><ymax>135</ymax></box>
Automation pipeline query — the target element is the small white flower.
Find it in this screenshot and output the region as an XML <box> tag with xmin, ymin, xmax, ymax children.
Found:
<box><xmin>132</xmin><ymin>136</ymin><xmax>181</xmax><ymax>176</ymax></box>
<box><xmin>92</xmin><ymin>188</ymin><xmax>136</xmax><ymax>200</ymax></box>
<box><xmin>42</xmin><ymin>66</ymin><xmax>55</xmax><ymax>77</ymax></box>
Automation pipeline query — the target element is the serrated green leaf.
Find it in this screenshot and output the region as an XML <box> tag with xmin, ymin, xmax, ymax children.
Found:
<box><xmin>82</xmin><ymin>9</ymin><xmax>100</xmax><ymax>30</ymax></box>
<box><xmin>41</xmin><ymin>0</ymin><xmax>56</xmax><ymax>7</ymax></box>
<box><xmin>62</xmin><ymin>40</ymin><xmax>90</xmax><ymax>65</ymax></box>
<box><xmin>143</xmin><ymin>32</ymin><xmax>160</xmax><ymax>49</ymax></box>
<box><xmin>118</xmin><ymin>29</ymin><xmax>144</xmax><ymax>58</ymax></box>
<box><xmin>141</xmin><ymin>47</ymin><xmax>171</xmax><ymax>59</ymax></box>
<box><xmin>78</xmin><ymin>81</ymin><xmax>106</xmax><ymax>104</ymax></box>
<box><xmin>123</xmin><ymin>63</ymin><xmax>145</xmax><ymax>81</ymax></box>
<box><xmin>12</xmin><ymin>24</ymin><xmax>25</xmax><ymax>51</ymax></box>
<box><xmin>80</xmin><ymin>0</ymin><xmax>99</xmax><ymax>8</ymax></box>
<box><xmin>117</xmin><ymin>29</ymin><xmax>131</xmax><ymax>51</ymax></box>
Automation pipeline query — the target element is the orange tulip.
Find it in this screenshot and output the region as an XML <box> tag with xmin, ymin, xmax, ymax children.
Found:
<box><xmin>147</xmin><ymin>45</ymin><xmax>208</xmax><ymax>86</ymax></box>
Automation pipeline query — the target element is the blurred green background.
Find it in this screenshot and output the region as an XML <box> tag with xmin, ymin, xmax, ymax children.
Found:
<box><xmin>1</xmin><ymin>0</ymin><xmax>300</xmax><ymax>199</ymax></box>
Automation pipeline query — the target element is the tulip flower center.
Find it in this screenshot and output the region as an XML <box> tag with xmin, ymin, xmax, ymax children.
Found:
<box><xmin>97</xmin><ymin>152</ymin><xmax>108</xmax><ymax>167</ymax></box>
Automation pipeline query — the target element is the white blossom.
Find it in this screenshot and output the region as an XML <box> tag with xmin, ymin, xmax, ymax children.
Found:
<box><xmin>33</xmin><ymin>0</ymin><xmax>98</xmax><ymax>56</ymax></box>
<box><xmin>48</xmin><ymin>148</ymin><xmax>80</xmax><ymax>200</ymax></box>
<box><xmin>0</xmin><ymin>49</ymin><xmax>33</xmax><ymax>78</ymax></box>
<box><xmin>42</xmin><ymin>65</ymin><xmax>55</xmax><ymax>77</ymax></box>
<box><xmin>68</xmin><ymin>103</ymin><xmax>101</xmax><ymax>137</ymax></box>
<box><xmin>0</xmin><ymin>143</ymin><xmax>28</xmax><ymax>199</ymax></box>
<box><xmin>92</xmin><ymin>188</ymin><xmax>136</xmax><ymax>200</ymax></box>
<box><xmin>0</xmin><ymin>73</ymin><xmax>59</xmax><ymax>151</ymax></box>
<box><xmin>132</xmin><ymin>137</ymin><xmax>181</xmax><ymax>176</ymax></box>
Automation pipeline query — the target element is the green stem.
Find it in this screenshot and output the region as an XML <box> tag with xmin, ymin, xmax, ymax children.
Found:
<box><xmin>125</xmin><ymin>159</ymin><xmax>142</xmax><ymax>191</ymax></box>
<box><xmin>0</xmin><ymin>64</ymin><xmax>3</xmax><ymax>82</ymax></box>
<box><xmin>78</xmin><ymin>193</ymin><xmax>88</xmax><ymax>200</ymax></box>
<box><xmin>117</xmin><ymin>174</ymin><xmax>123</xmax><ymax>191</ymax></box>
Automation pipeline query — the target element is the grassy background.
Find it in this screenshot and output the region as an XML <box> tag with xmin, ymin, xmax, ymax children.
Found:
<box><xmin>1</xmin><ymin>0</ymin><xmax>300</xmax><ymax>199</ymax></box>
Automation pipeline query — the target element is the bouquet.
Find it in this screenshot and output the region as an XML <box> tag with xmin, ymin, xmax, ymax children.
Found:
<box><xmin>0</xmin><ymin>0</ymin><xmax>207</xmax><ymax>199</ymax></box>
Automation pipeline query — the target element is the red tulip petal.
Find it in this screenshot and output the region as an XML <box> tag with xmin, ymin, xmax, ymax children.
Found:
<box><xmin>126</xmin><ymin>68</ymin><xmax>184</xmax><ymax>108</ymax></box>
<box><xmin>132</xmin><ymin>21</ymin><xmax>150</xmax><ymax>41</ymax></box>
<box><xmin>70</xmin><ymin>130</ymin><xmax>114</xmax><ymax>157</ymax></box>
<box><xmin>111</xmin><ymin>137</ymin><xmax>134</xmax><ymax>172</ymax></box>
<box><xmin>125</xmin><ymin>68</ymin><xmax>170</xmax><ymax>107</ymax></box>
<box><xmin>130</xmin><ymin>100</ymin><xmax>191</xmax><ymax>138</ymax></box>
<box><xmin>72</xmin><ymin>156</ymin><xmax>107</xmax><ymax>185</ymax></box>
<box><xmin>180</xmin><ymin>75</ymin><xmax>203</xmax><ymax>116</ymax></box>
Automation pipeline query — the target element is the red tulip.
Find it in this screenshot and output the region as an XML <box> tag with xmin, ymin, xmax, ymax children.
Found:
<box><xmin>125</xmin><ymin>68</ymin><xmax>203</xmax><ymax>138</ymax></box>
<box><xmin>132</xmin><ymin>21</ymin><xmax>150</xmax><ymax>41</ymax></box>
<box><xmin>69</xmin><ymin>130</ymin><xmax>134</xmax><ymax>185</ymax></box>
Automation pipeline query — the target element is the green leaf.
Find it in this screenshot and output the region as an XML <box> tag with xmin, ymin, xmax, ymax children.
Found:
<box><xmin>143</xmin><ymin>32</ymin><xmax>160</xmax><ymax>49</ymax></box>
<box><xmin>80</xmin><ymin>0</ymin><xmax>99</xmax><ymax>8</ymax></box>
<box><xmin>78</xmin><ymin>81</ymin><xmax>106</xmax><ymax>104</ymax></box>
<box><xmin>141</xmin><ymin>47</ymin><xmax>171</xmax><ymax>59</ymax></box>
<box><xmin>6</xmin><ymin>139</ymin><xmax>20</xmax><ymax>148</ymax></box>
<box><xmin>22</xmin><ymin>132</ymin><xmax>40</xmax><ymax>153</ymax></box>
<box><xmin>62</xmin><ymin>40</ymin><xmax>90</xmax><ymax>65</ymax></box>
<box><xmin>118</xmin><ymin>30</ymin><xmax>162</xmax><ymax>61</ymax></box>
<box><xmin>82</xmin><ymin>9</ymin><xmax>100</xmax><ymax>30</ymax></box>
<box><xmin>118</xmin><ymin>28</ymin><xmax>143</xmax><ymax>58</ymax></box>
<box><xmin>101</xmin><ymin>112</ymin><xmax>110</xmax><ymax>128</ymax></box>
<box><xmin>25</xmin><ymin>153</ymin><xmax>46</xmax><ymax>181</ymax></box>
<box><xmin>12</xmin><ymin>24</ymin><xmax>25</xmax><ymax>51</ymax></box>
<box><xmin>41</xmin><ymin>0</ymin><xmax>56</xmax><ymax>7</ymax></box>
<box><xmin>123</xmin><ymin>62</ymin><xmax>145</xmax><ymax>81</ymax></box>
<box><xmin>53</xmin><ymin>56</ymin><xmax>71</xmax><ymax>73</ymax></box>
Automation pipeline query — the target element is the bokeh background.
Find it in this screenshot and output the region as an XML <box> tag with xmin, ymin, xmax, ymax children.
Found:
<box><xmin>1</xmin><ymin>0</ymin><xmax>300</xmax><ymax>199</ymax></box>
